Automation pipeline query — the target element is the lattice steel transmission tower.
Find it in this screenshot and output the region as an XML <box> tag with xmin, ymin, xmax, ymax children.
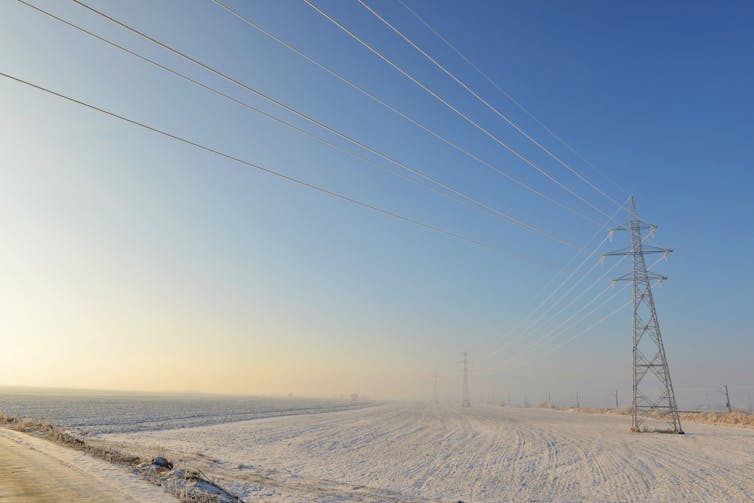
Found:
<box><xmin>603</xmin><ymin>196</ymin><xmax>683</xmax><ymax>433</ymax></box>
<box><xmin>460</xmin><ymin>351</ymin><xmax>471</xmax><ymax>407</ymax></box>
<box><xmin>433</xmin><ymin>372</ymin><xmax>439</xmax><ymax>404</ymax></box>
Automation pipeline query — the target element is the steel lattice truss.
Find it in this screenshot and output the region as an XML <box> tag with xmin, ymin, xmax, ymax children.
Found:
<box><xmin>460</xmin><ymin>351</ymin><xmax>471</xmax><ymax>408</ymax></box>
<box><xmin>603</xmin><ymin>197</ymin><xmax>683</xmax><ymax>433</ymax></box>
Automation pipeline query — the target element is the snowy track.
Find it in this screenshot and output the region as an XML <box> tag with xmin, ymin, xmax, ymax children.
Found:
<box><xmin>0</xmin><ymin>428</ymin><xmax>175</xmax><ymax>502</ymax></box>
<box><xmin>104</xmin><ymin>403</ymin><xmax>754</xmax><ymax>502</ymax></box>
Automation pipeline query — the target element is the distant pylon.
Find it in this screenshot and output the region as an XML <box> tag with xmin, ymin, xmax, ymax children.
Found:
<box><xmin>723</xmin><ymin>385</ymin><xmax>732</xmax><ymax>413</ymax></box>
<box><xmin>460</xmin><ymin>351</ymin><xmax>471</xmax><ymax>407</ymax></box>
<box><xmin>433</xmin><ymin>372</ymin><xmax>439</xmax><ymax>404</ymax></box>
<box><xmin>603</xmin><ymin>196</ymin><xmax>683</xmax><ymax>433</ymax></box>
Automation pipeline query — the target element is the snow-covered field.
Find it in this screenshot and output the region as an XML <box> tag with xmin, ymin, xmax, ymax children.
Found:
<box><xmin>0</xmin><ymin>391</ymin><xmax>368</xmax><ymax>434</ymax></box>
<box><xmin>102</xmin><ymin>403</ymin><xmax>754</xmax><ymax>502</ymax></box>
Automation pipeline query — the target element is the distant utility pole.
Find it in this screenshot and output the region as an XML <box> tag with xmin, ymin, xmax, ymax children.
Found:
<box><xmin>433</xmin><ymin>372</ymin><xmax>439</xmax><ymax>404</ymax></box>
<box><xmin>723</xmin><ymin>385</ymin><xmax>732</xmax><ymax>413</ymax></box>
<box><xmin>547</xmin><ymin>392</ymin><xmax>551</xmax><ymax>407</ymax></box>
<box><xmin>459</xmin><ymin>351</ymin><xmax>471</xmax><ymax>408</ymax></box>
<box><xmin>603</xmin><ymin>196</ymin><xmax>683</xmax><ymax>433</ymax></box>
<box><xmin>524</xmin><ymin>393</ymin><xmax>528</xmax><ymax>408</ymax></box>
<box><xmin>576</xmin><ymin>392</ymin><xmax>580</xmax><ymax>410</ymax></box>
<box><xmin>615</xmin><ymin>390</ymin><xmax>620</xmax><ymax>409</ymax></box>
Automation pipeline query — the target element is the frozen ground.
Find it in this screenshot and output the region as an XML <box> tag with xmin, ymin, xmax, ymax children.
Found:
<box><xmin>0</xmin><ymin>427</ymin><xmax>175</xmax><ymax>502</ymax></box>
<box><xmin>0</xmin><ymin>391</ymin><xmax>368</xmax><ymax>434</ymax></box>
<box><xmin>104</xmin><ymin>403</ymin><xmax>754</xmax><ymax>502</ymax></box>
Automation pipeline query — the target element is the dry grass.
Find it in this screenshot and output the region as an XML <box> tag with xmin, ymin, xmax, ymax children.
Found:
<box><xmin>677</xmin><ymin>410</ymin><xmax>754</xmax><ymax>428</ymax></box>
<box><xmin>1</xmin><ymin>412</ymin><xmax>142</xmax><ymax>464</ymax></box>
<box><xmin>0</xmin><ymin>412</ymin><xmax>240</xmax><ymax>502</ymax></box>
<box><xmin>531</xmin><ymin>404</ymin><xmax>754</xmax><ymax>428</ymax></box>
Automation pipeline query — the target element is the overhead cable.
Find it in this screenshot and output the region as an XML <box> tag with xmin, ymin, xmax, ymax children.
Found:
<box><xmin>66</xmin><ymin>0</ymin><xmax>588</xmax><ymax>251</ymax></box>
<box><xmin>396</xmin><ymin>0</ymin><xmax>629</xmax><ymax>197</ymax></box>
<box><xmin>0</xmin><ymin>70</ymin><xmax>568</xmax><ymax>270</ymax></box>
<box><xmin>357</xmin><ymin>0</ymin><xmax>623</xmax><ymax>208</ymax></box>
<box><xmin>478</xmin><ymin>199</ymin><xmax>627</xmax><ymax>360</ymax></box>
<box><xmin>303</xmin><ymin>0</ymin><xmax>617</xmax><ymax>222</ymax></box>
<box><xmin>209</xmin><ymin>0</ymin><xmax>602</xmax><ymax>226</ymax></box>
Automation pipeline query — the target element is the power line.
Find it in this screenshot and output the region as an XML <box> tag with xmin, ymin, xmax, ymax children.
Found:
<box><xmin>0</xmin><ymin>71</ymin><xmax>567</xmax><ymax>270</ymax></box>
<box><xmin>505</xmin><ymin>238</ymin><xmax>671</xmax><ymax>368</ymax></box>
<box><xmin>483</xmin><ymin>207</ymin><xmax>649</xmax><ymax>362</ymax></box>
<box><xmin>66</xmin><ymin>0</ymin><xmax>589</xmax><ymax>251</ymax></box>
<box><xmin>485</xmin><ymin>242</ymin><xmax>621</xmax><ymax>359</ymax></box>
<box><xmin>303</xmin><ymin>0</ymin><xmax>617</xmax><ymax>222</ymax></box>
<box><xmin>477</xmin><ymin>199</ymin><xmax>627</xmax><ymax>361</ymax></box>
<box><xmin>512</xmin><ymin>296</ymin><xmax>632</xmax><ymax>371</ymax></box>
<box><xmin>513</xmin><ymin>258</ymin><xmax>615</xmax><ymax>340</ymax></box>
<box><xmin>208</xmin><ymin>0</ymin><xmax>602</xmax><ymax>227</ymax></box>
<box><xmin>506</xmin><ymin>283</ymin><xmax>630</xmax><ymax>369</ymax></box>
<box><xmin>479</xmin><ymin>237</ymin><xmax>608</xmax><ymax>360</ymax></box>
<box><xmin>395</xmin><ymin>0</ymin><xmax>629</xmax><ymax>197</ymax></box>
<box><xmin>19</xmin><ymin>0</ymin><xmax>571</xmax><ymax>256</ymax></box>
<box><xmin>495</xmin><ymin>264</ymin><xmax>638</xmax><ymax>369</ymax></box>
<box><xmin>357</xmin><ymin>0</ymin><xmax>623</xmax><ymax>208</ymax></box>
<box><xmin>526</xmin><ymin>281</ymin><xmax>658</xmax><ymax>371</ymax></box>
<box><xmin>15</xmin><ymin>0</ymin><xmax>468</xmax><ymax>209</ymax></box>
<box><xmin>507</xmin><ymin>255</ymin><xmax>629</xmax><ymax>353</ymax></box>
<box><xmin>503</xmin><ymin>252</ymin><xmax>668</xmax><ymax>368</ymax></box>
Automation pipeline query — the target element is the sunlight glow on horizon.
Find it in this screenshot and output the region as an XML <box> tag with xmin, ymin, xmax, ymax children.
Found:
<box><xmin>1</xmin><ymin>0</ymin><xmax>752</xmax><ymax>403</ymax></box>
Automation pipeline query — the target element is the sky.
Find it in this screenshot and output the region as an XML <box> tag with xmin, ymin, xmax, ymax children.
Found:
<box><xmin>1</xmin><ymin>0</ymin><xmax>753</xmax><ymax>407</ymax></box>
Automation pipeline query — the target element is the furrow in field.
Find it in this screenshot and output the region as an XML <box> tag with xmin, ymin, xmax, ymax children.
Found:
<box><xmin>100</xmin><ymin>403</ymin><xmax>754</xmax><ymax>502</ymax></box>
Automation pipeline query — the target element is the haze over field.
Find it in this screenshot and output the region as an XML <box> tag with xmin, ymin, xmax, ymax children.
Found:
<box><xmin>87</xmin><ymin>402</ymin><xmax>754</xmax><ymax>502</ymax></box>
<box><xmin>1</xmin><ymin>2</ymin><xmax>754</xmax><ymax>501</ymax></box>
<box><xmin>4</xmin><ymin>391</ymin><xmax>752</xmax><ymax>502</ymax></box>
<box><xmin>1</xmin><ymin>0</ymin><xmax>752</xmax><ymax>405</ymax></box>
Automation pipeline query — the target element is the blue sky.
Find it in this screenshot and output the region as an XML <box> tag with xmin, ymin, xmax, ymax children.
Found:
<box><xmin>1</xmin><ymin>0</ymin><xmax>752</xmax><ymax>406</ymax></box>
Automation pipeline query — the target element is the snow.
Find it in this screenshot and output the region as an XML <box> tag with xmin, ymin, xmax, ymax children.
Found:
<box><xmin>0</xmin><ymin>428</ymin><xmax>176</xmax><ymax>502</ymax></box>
<box><xmin>102</xmin><ymin>403</ymin><xmax>754</xmax><ymax>502</ymax></box>
<box><xmin>0</xmin><ymin>392</ymin><xmax>368</xmax><ymax>434</ymax></box>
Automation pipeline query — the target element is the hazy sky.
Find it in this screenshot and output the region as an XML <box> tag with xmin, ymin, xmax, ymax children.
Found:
<box><xmin>1</xmin><ymin>0</ymin><xmax>752</xmax><ymax>406</ymax></box>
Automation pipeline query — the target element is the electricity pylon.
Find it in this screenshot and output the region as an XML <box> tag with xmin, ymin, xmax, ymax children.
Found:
<box><xmin>459</xmin><ymin>351</ymin><xmax>471</xmax><ymax>407</ymax></box>
<box><xmin>433</xmin><ymin>372</ymin><xmax>439</xmax><ymax>404</ymax></box>
<box><xmin>603</xmin><ymin>196</ymin><xmax>683</xmax><ymax>433</ymax></box>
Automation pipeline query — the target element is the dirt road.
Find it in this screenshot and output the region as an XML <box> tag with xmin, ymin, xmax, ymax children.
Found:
<box><xmin>0</xmin><ymin>428</ymin><xmax>174</xmax><ymax>502</ymax></box>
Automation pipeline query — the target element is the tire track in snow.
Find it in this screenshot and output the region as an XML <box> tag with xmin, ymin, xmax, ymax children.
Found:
<box><xmin>102</xmin><ymin>403</ymin><xmax>754</xmax><ymax>502</ymax></box>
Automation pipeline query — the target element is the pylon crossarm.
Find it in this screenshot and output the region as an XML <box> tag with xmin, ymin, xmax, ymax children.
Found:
<box><xmin>612</xmin><ymin>272</ymin><xmax>633</xmax><ymax>282</ymax></box>
<box><xmin>641</xmin><ymin>245</ymin><xmax>673</xmax><ymax>255</ymax></box>
<box><xmin>605</xmin><ymin>196</ymin><xmax>682</xmax><ymax>433</ymax></box>
<box><xmin>602</xmin><ymin>248</ymin><xmax>633</xmax><ymax>257</ymax></box>
<box><xmin>610</xmin><ymin>221</ymin><xmax>654</xmax><ymax>233</ymax></box>
<box><xmin>645</xmin><ymin>273</ymin><xmax>668</xmax><ymax>282</ymax></box>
